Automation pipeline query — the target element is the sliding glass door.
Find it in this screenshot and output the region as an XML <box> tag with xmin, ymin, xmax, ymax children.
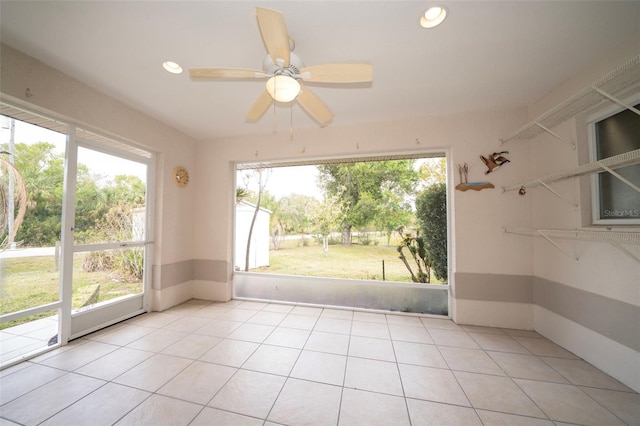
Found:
<box><xmin>0</xmin><ymin>115</ymin><xmax>66</xmax><ymax>365</ymax></box>
<box><xmin>1</xmin><ymin>105</ymin><xmax>154</xmax><ymax>366</ymax></box>
<box><xmin>66</xmin><ymin>133</ymin><xmax>153</xmax><ymax>340</ymax></box>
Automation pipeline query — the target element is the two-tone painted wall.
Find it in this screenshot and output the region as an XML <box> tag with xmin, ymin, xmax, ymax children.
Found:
<box><xmin>525</xmin><ymin>37</ymin><xmax>640</xmax><ymax>392</ymax></box>
<box><xmin>2</xmin><ymin>36</ymin><xmax>638</xmax><ymax>391</ymax></box>
<box><xmin>0</xmin><ymin>43</ymin><xmax>198</xmax><ymax>310</ymax></box>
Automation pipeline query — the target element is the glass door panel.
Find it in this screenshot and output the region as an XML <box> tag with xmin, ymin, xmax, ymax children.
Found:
<box><xmin>69</xmin><ymin>141</ymin><xmax>150</xmax><ymax>338</ymax></box>
<box><xmin>71</xmin><ymin>248</ymin><xmax>144</xmax><ymax>310</ymax></box>
<box><xmin>74</xmin><ymin>147</ymin><xmax>147</xmax><ymax>245</ymax></box>
<box><xmin>0</xmin><ymin>116</ymin><xmax>66</xmax><ymax>366</ymax></box>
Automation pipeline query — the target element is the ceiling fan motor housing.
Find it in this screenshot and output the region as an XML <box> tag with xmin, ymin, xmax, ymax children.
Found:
<box><xmin>263</xmin><ymin>52</ymin><xmax>304</xmax><ymax>77</ymax></box>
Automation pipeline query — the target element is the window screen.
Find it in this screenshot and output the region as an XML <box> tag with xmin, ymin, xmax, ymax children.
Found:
<box><xmin>593</xmin><ymin>103</ymin><xmax>640</xmax><ymax>222</ymax></box>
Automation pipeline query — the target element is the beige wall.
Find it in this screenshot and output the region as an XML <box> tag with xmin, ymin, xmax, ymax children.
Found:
<box><xmin>526</xmin><ymin>35</ymin><xmax>640</xmax><ymax>391</ymax></box>
<box><xmin>3</xmin><ymin>36</ymin><xmax>638</xmax><ymax>390</ymax></box>
<box><xmin>193</xmin><ymin>108</ymin><xmax>534</xmax><ymax>324</ymax></box>
<box><xmin>0</xmin><ymin>44</ymin><xmax>198</xmax><ymax>307</ymax></box>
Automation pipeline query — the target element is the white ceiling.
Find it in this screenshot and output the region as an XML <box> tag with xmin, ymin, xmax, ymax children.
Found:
<box><xmin>1</xmin><ymin>1</ymin><xmax>638</xmax><ymax>141</ymax></box>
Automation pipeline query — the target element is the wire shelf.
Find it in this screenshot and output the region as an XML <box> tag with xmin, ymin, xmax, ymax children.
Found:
<box><xmin>503</xmin><ymin>149</ymin><xmax>640</xmax><ymax>192</ymax></box>
<box><xmin>504</xmin><ymin>227</ymin><xmax>640</xmax><ymax>244</ymax></box>
<box><xmin>501</xmin><ymin>55</ymin><xmax>640</xmax><ymax>144</ymax></box>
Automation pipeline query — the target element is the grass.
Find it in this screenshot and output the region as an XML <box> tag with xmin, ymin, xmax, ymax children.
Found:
<box><xmin>253</xmin><ymin>234</ymin><xmax>446</xmax><ymax>284</ymax></box>
<box><xmin>0</xmin><ymin>254</ymin><xmax>142</xmax><ymax>329</ymax></box>
<box><xmin>2</xmin><ymin>235</ymin><xmax>446</xmax><ymax>330</ymax></box>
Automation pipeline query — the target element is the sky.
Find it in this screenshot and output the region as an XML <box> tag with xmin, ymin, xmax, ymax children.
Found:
<box><xmin>3</xmin><ymin>116</ymin><xmax>441</xmax><ymax>199</ymax></box>
<box><xmin>238</xmin><ymin>158</ymin><xmax>438</xmax><ymax>202</ymax></box>
<box><xmin>238</xmin><ymin>165</ymin><xmax>322</xmax><ymax>201</ymax></box>
<box><xmin>1</xmin><ymin>116</ymin><xmax>147</xmax><ymax>183</ymax></box>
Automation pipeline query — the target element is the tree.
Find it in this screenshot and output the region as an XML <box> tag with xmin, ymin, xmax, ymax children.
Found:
<box><xmin>419</xmin><ymin>157</ymin><xmax>447</xmax><ymax>187</ymax></box>
<box><xmin>235</xmin><ymin>187</ymin><xmax>249</xmax><ymax>204</ymax></box>
<box><xmin>6</xmin><ymin>142</ymin><xmax>64</xmax><ymax>246</ymax></box>
<box><xmin>0</xmin><ymin>153</ymin><xmax>28</xmax><ymax>249</ymax></box>
<box><xmin>2</xmin><ymin>141</ymin><xmax>147</xmax><ymax>247</ymax></box>
<box><xmin>397</xmin><ymin>235</ymin><xmax>431</xmax><ymax>283</ymax></box>
<box><xmin>310</xmin><ymin>193</ymin><xmax>344</xmax><ymax>256</ymax></box>
<box><xmin>252</xmin><ymin>190</ymin><xmax>287</xmax><ymax>250</ymax></box>
<box><xmin>277</xmin><ymin>194</ymin><xmax>317</xmax><ymax>235</ymax></box>
<box><xmin>415</xmin><ymin>182</ymin><xmax>447</xmax><ymax>281</ymax></box>
<box><xmin>375</xmin><ymin>182</ymin><xmax>413</xmax><ymax>246</ymax></box>
<box><xmin>317</xmin><ymin>160</ymin><xmax>419</xmax><ymax>245</ymax></box>
<box><xmin>242</xmin><ymin>169</ymin><xmax>270</xmax><ymax>271</ymax></box>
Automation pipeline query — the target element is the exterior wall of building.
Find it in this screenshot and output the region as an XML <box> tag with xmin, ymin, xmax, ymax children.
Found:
<box><xmin>235</xmin><ymin>202</ymin><xmax>271</xmax><ymax>271</ymax></box>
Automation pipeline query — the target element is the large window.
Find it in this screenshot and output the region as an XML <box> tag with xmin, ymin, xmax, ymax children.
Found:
<box><xmin>235</xmin><ymin>155</ymin><xmax>448</xmax><ymax>284</ymax></box>
<box><xmin>589</xmin><ymin>101</ymin><xmax>640</xmax><ymax>225</ymax></box>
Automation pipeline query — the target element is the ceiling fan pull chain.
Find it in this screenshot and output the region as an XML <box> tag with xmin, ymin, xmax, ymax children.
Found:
<box><xmin>290</xmin><ymin>102</ymin><xmax>294</xmax><ymax>140</ymax></box>
<box><xmin>272</xmin><ymin>95</ymin><xmax>277</xmax><ymax>131</ymax></box>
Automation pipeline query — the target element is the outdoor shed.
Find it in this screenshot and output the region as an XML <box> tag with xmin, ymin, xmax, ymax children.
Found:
<box><xmin>234</xmin><ymin>201</ymin><xmax>271</xmax><ymax>271</ymax></box>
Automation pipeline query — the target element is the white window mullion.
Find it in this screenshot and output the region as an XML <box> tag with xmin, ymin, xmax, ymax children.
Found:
<box><xmin>142</xmin><ymin>158</ymin><xmax>156</xmax><ymax>312</ymax></box>
<box><xmin>59</xmin><ymin>124</ymin><xmax>78</xmax><ymax>345</ymax></box>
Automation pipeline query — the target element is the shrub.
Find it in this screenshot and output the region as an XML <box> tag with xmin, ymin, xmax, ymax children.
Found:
<box><xmin>415</xmin><ymin>183</ymin><xmax>447</xmax><ymax>282</ymax></box>
<box><xmin>397</xmin><ymin>235</ymin><xmax>431</xmax><ymax>283</ymax></box>
<box><xmin>82</xmin><ymin>247</ymin><xmax>143</xmax><ymax>282</ymax></box>
<box><xmin>83</xmin><ymin>250</ymin><xmax>115</xmax><ymax>272</ymax></box>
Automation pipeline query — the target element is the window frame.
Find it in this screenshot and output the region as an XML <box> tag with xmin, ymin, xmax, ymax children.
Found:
<box><xmin>587</xmin><ymin>94</ymin><xmax>640</xmax><ymax>226</ymax></box>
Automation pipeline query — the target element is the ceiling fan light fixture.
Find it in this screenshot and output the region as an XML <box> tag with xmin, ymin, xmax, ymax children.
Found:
<box><xmin>420</xmin><ymin>5</ymin><xmax>448</xmax><ymax>28</ymax></box>
<box><xmin>162</xmin><ymin>61</ymin><xmax>183</xmax><ymax>74</ymax></box>
<box><xmin>266</xmin><ymin>75</ymin><xmax>301</xmax><ymax>102</ymax></box>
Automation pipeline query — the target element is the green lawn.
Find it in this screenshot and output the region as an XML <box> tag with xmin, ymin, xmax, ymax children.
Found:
<box><xmin>2</xmin><ymin>237</ymin><xmax>445</xmax><ymax>330</ymax></box>
<box><xmin>253</xmin><ymin>236</ymin><xmax>446</xmax><ymax>284</ymax></box>
<box><xmin>0</xmin><ymin>254</ymin><xmax>141</xmax><ymax>329</ymax></box>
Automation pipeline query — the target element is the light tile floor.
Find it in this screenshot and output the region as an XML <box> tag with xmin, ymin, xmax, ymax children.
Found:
<box><xmin>0</xmin><ymin>316</ymin><xmax>58</xmax><ymax>364</ymax></box>
<box><xmin>1</xmin><ymin>299</ymin><xmax>638</xmax><ymax>426</ymax></box>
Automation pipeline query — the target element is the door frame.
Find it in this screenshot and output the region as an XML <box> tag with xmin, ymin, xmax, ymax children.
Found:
<box><xmin>60</xmin><ymin>127</ymin><xmax>155</xmax><ymax>344</ymax></box>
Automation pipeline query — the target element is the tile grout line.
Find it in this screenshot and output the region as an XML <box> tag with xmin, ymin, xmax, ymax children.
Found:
<box><xmin>260</xmin><ymin>302</ymin><xmax>321</xmax><ymax>425</ymax></box>
<box><xmin>534</xmin><ymin>354</ymin><xmax>635</xmax><ymax>425</ymax></box>
<box><xmin>3</xmin><ymin>300</ymin><xmax>638</xmax><ymax>425</ymax></box>
<box><xmin>183</xmin><ymin>301</ymin><xmax>269</xmax><ymax>425</ymax></box>
<box><xmin>428</xmin><ymin>328</ymin><xmax>484</xmax><ymax>423</ymax></box>
<box><xmin>335</xmin><ymin>308</ymin><xmax>355</xmax><ymax>426</ymax></box>
<box><xmin>386</xmin><ymin>314</ymin><xmax>414</xmax><ymax>426</ymax></box>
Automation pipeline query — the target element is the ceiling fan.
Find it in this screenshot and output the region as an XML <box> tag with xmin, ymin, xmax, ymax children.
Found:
<box><xmin>189</xmin><ymin>7</ymin><xmax>373</xmax><ymax>126</ymax></box>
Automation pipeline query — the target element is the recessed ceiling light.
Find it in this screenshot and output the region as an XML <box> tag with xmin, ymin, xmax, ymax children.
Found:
<box><xmin>163</xmin><ymin>61</ymin><xmax>183</xmax><ymax>74</ymax></box>
<box><xmin>420</xmin><ymin>5</ymin><xmax>448</xmax><ymax>28</ymax></box>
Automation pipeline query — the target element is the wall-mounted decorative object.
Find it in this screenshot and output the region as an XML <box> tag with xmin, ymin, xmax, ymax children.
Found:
<box><xmin>455</xmin><ymin>162</ymin><xmax>494</xmax><ymax>191</ymax></box>
<box><xmin>457</xmin><ymin>163</ymin><xmax>469</xmax><ymax>184</ymax></box>
<box><xmin>480</xmin><ymin>151</ymin><xmax>510</xmax><ymax>174</ymax></box>
<box><xmin>173</xmin><ymin>166</ymin><xmax>189</xmax><ymax>187</ymax></box>
<box><xmin>456</xmin><ymin>182</ymin><xmax>495</xmax><ymax>191</ymax></box>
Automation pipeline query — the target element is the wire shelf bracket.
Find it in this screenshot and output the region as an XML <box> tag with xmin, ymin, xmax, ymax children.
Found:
<box><xmin>535</xmin><ymin>179</ymin><xmax>579</xmax><ymax>209</ymax></box>
<box><xmin>609</xmin><ymin>241</ymin><xmax>640</xmax><ymax>264</ymax></box>
<box><xmin>503</xmin><ymin>227</ymin><xmax>640</xmax><ymax>264</ymax></box>
<box><xmin>598</xmin><ymin>163</ymin><xmax>640</xmax><ymax>193</ymax></box>
<box><xmin>533</xmin><ymin>122</ymin><xmax>575</xmax><ymax>149</ymax></box>
<box><xmin>591</xmin><ymin>86</ymin><xmax>640</xmax><ymax>116</ymax></box>
<box><xmin>537</xmin><ymin>230</ymin><xmax>578</xmax><ymax>262</ymax></box>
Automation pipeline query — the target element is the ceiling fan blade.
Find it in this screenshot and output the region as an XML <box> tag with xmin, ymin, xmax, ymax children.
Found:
<box><xmin>189</xmin><ymin>68</ymin><xmax>266</xmax><ymax>79</ymax></box>
<box><xmin>246</xmin><ymin>90</ymin><xmax>274</xmax><ymax>121</ymax></box>
<box><xmin>299</xmin><ymin>64</ymin><xmax>373</xmax><ymax>83</ymax></box>
<box><xmin>297</xmin><ymin>86</ymin><xmax>333</xmax><ymax>125</ymax></box>
<box><xmin>256</xmin><ymin>7</ymin><xmax>290</xmax><ymax>68</ymax></box>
